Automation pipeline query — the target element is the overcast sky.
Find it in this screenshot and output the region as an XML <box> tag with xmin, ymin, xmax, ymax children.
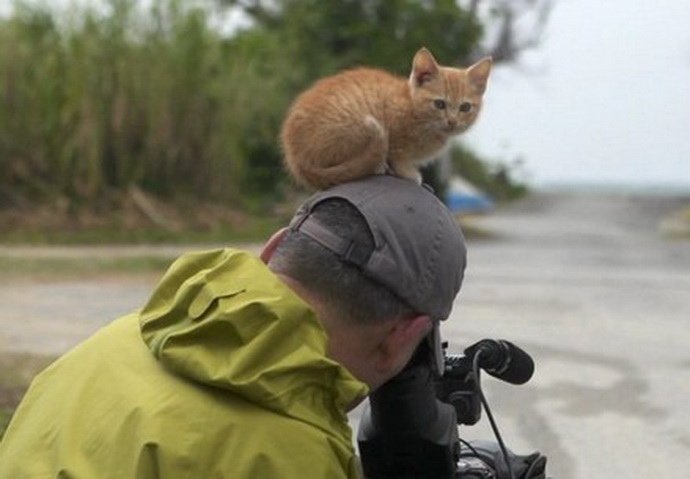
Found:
<box><xmin>463</xmin><ymin>0</ymin><xmax>690</xmax><ymax>188</ymax></box>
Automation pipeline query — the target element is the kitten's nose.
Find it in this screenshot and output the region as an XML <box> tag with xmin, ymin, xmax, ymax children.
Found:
<box><xmin>447</xmin><ymin>119</ymin><xmax>458</xmax><ymax>128</ymax></box>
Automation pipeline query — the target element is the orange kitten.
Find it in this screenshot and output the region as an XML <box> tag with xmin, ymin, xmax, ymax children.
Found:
<box><xmin>280</xmin><ymin>48</ymin><xmax>492</xmax><ymax>189</ymax></box>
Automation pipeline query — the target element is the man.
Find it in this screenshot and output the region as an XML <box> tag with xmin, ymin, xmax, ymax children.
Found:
<box><xmin>0</xmin><ymin>175</ymin><xmax>466</xmax><ymax>478</ymax></box>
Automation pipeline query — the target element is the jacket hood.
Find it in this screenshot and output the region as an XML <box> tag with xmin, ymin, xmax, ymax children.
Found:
<box><xmin>139</xmin><ymin>249</ymin><xmax>368</xmax><ymax>433</ymax></box>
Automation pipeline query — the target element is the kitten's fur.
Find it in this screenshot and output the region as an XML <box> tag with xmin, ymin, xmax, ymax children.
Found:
<box><xmin>281</xmin><ymin>48</ymin><xmax>492</xmax><ymax>189</ymax></box>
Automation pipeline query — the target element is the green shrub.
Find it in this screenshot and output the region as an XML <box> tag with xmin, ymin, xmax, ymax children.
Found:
<box><xmin>0</xmin><ymin>0</ymin><xmax>293</xmax><ymax>206</ymax></box>
<box><xmin>0</xmin><ymin>408</ymin><xmax>11</xmax><ymax>441</ymax></box>
<box><xmin>450</xmin><ymin>143</ymin><xmax>528</xmax><ymax>202</ymax></box>
<box><xmin>0</xmin><ymin>0</ymin><xmax>516</xmax><ymax>215</ymax></box>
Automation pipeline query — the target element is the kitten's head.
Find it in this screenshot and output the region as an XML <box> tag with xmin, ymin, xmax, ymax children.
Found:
<box><xmin>408</xmin><ymin>48</ymin><xmax>492</xmax><ymax>136</ymax></box>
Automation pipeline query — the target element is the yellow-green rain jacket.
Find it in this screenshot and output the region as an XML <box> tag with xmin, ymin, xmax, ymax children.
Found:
<box><xmin>0</xmin><ymin>249</ymin><xmax>369</xmax><ymax>478</ymax></box>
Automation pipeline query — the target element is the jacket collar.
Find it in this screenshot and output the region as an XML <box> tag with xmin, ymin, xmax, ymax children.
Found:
<box><xmin>139</xmin><ymin>249</ymin><xmax>369</xmax><ymax>436</ymax></box>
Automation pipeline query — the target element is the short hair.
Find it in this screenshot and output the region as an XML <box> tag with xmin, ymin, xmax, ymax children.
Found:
<box><xmin>268</xmin><ymin>199</ymin><xmax>415</xmax><ymax>324</ymax></box>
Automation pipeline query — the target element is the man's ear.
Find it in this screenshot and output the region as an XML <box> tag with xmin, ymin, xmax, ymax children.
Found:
<box><xmin>375</xmin><ymin>315</ymin><xmax>433</xmax><ymax>377</ymax></box>
<box><xmin>260</xmin><ymin>227</ymin><xmax>289</xmax><ymax>264</ymax></box>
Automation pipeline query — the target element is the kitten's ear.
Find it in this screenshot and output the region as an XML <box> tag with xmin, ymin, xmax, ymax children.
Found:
<box><xmin>410</xmin><ymin>47</ymin><xmax>440</xmax><ymax>86</ymax></box>
<box><xmin>467</xmin><ymin>57</ymin><xmax>492</xmax><ymax>94</ymax></box>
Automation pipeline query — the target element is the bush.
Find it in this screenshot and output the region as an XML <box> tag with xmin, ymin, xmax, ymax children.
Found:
<box><xmin>450</xmin><ymin>143</ymin><xmax>528</xmax><ymax>202</ymax></box>
<box><xmin>0</xmin><ymin>0</ymin><xmax>293</xmax><ymax>207</ymax></box>
<box><xmin>0</xmin><ymin>408</ymin><xmax>11</xmax><ymax>441</ymax></box>
<box><xmin>0</xmin><ymin>0</ymin><xmax>521</xmax><ymax>216</ymax></box>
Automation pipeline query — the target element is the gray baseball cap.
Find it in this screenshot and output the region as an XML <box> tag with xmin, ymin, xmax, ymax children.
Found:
<box><xmin>288</xmin><ymin>175</ymin><xmax>467</xmax><ymax>321</ymax></box>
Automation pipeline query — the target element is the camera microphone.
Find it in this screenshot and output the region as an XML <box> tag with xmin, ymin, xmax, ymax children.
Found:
<box><xmin>463</xmin><ymin>339</ymin><xmax>534</xmax><ymax>385</ymax></box>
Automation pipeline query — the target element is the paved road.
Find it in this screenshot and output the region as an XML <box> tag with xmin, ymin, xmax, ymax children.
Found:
<box><xmin>443</xmin><ymin>192</ymin><xmax>690</xmax><ymax>478</ymax></box>
<box><xmin>1</xmin><ymin>191</ymin><xmax>689</xmax><ymax>477</ymax></box>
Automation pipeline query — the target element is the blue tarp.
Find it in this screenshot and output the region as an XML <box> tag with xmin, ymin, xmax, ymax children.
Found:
<box><xmin>444</xmin><ymin>177</ymin><xmax>494</xmax><ymax>214</ymax></box>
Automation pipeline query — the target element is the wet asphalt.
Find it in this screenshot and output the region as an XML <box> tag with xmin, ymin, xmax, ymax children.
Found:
<box><xmin>439</xmin><ymin>192</ymin><xmax>690</xmax><ymax>478</ymax></box>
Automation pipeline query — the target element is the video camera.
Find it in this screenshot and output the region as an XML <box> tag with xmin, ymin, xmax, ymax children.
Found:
<box><xmin>357</xmin><ymin>332</ymin><xmax>549</xmax><ymax>479</ymax></box>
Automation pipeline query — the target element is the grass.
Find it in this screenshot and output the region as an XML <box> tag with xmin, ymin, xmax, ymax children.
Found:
<box><xmin>0</xmin><ymin>222</ymin><xmax>279</xmax><ymax>246</ymax></box>
<box><xmin>0</xmin><ymin>352</ymin><xmax>56</xmax><ymax>441</ymax></box>
<box><xmin>0</xmin><ymin>409</ymin><xmax>12</xmax><ymax>442</ymax></box>
<box><xmin>660</xmin><ymin>205</ymin><xmax>690</xmax><ymax>239</ymax></box>
<box><xmin>457</xmin><ymin>215</ymin><xmax>500</xmax><ymax>241</ymax></box>
<box><xmin>0</xmin><ymin>205</ymin><xmax>288</xmax><ymax>246</ymax></box>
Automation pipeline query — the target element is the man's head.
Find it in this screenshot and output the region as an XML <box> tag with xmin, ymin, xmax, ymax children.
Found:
<box><xmin>263</xmin><ymin>175</ymin><xmax>467</xmax><ymax>390</ymax></box>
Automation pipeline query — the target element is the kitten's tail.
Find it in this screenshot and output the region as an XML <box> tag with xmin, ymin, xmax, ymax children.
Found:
<box><xmin>282</xmin><ymin>115</ymin><xmax>388</xmax><ymax>190</ymax></box>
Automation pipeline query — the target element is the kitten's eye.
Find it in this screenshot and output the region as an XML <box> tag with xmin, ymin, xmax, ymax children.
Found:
<box><xmin>433</xmin><ymin>99</ymin><xmax>447</xmax><ymax>110</ymax></box>
<box><xmin>459</xmin><ymin>102</ymin><xmax>472</xmax><ymax>113</ymax></box>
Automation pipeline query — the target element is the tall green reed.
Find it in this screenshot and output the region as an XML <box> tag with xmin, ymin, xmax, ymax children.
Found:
<box><xmin>0</xmin><ymin>0</ymin><xmax>290</xmax><ymax>206</ymax></box>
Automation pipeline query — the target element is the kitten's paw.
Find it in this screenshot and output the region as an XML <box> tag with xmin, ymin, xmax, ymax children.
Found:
<box><xmin>374</xmin><ymin>162</ymin><xmax>388</xmax><ymax>175</ymax></box>
<box><xmin>406</xmin><ymin>171</ymin><xmax>422</xmax><ymax>184</ymax></box>
<box><xmin>392</xmin><ymin>165</ymin><xmax>423</xmax><ymax>184</ymax></box>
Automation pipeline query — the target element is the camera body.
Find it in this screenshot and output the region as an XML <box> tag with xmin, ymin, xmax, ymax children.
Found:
<box><xmin>357</xmin><ymin>346</ymin><xmax>462</xmax><ymax>478</ymax></box>
<box><xmin>435</xmin><ymin>353</ymin><xmax>482</xmax><ymax>426</ymax></box>
<box><xmin>357</xmin><ymin>339</ymin><xmax>548</xmax><ymax>479</ymax></box>
<box><xmin>457</xmin><ymin>456</ymin><xmax>498</xmax><ymax>478</ymax></box>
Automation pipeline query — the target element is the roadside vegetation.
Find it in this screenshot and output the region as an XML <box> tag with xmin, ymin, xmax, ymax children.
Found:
<box><xmin>660</xmin><ymin>205</ymin><xmax>690</xmax><ymax>239</ymax></box>
<box><xmin>0</xmin><ymin>0</ymin><xmax>536</xmax><ymax>244</ymax></box>
<box><xmin>450</xmin><ymin>144</ymin><xmax>528</xmax><ymax>202</ymax></box>
<box><xmin>0</xmin><ymin>353</ymin><xmax>56</xmax><ymax>441</ymax></box>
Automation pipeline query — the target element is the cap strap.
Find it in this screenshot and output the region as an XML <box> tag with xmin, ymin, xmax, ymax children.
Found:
<box><xmin>296</xmin><ymin>216</ymin><xmax>370</xmax><ymax>267</ymax></box>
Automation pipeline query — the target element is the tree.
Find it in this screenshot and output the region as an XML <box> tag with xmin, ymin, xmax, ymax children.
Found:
<box><xmin>217</xmin><ymin>0</ymin><xmax>550</xmax><ymax>197</ymax></box>
<box><xmin>464</xmin><ymin>0</ymin><xmax>553</xmax><ymax>63</ymax></box>
<box><xmin>219</xmin><ymin>0</ymin><xmax>553</xmax><ymax>68</ymax></box>
<box><xmin>223</xmin><ymin>0</ymin><xmax>482</xmax><ymax>87</ymax></box>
